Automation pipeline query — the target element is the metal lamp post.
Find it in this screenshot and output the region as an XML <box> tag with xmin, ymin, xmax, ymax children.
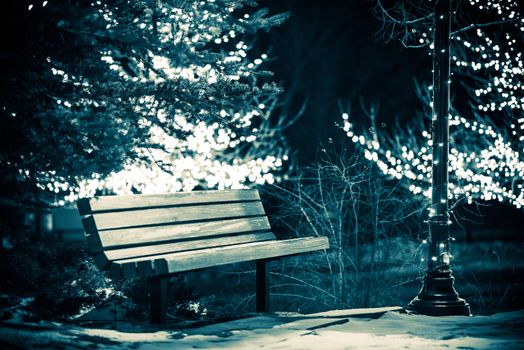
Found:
<box><xmin>407</xmin><ymin>0</ymin><xmax>471</xmax><ymax>316</ymax></box>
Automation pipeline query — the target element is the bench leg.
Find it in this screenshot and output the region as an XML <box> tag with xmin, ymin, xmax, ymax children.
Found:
<box><xmin>150</xmin><ymin>277</ymin><xmax>168</xmax><ymax>324</ymax></box>
<box><xmin>256</xmin><ymin>259</ymin><xmax>270</xmax><ymax>313</ymax></box>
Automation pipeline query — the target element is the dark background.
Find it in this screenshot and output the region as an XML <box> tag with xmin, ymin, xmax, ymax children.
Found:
<box><xmin>261</xmin><ymin>0</ymin><xmax>431</xmax><ymax>163</ymax></box>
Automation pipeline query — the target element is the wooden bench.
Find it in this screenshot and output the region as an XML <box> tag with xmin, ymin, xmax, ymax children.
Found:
<box><xmin>77</xmin><ymin>189</ymin><xmax>329</xmax><ymax>323</ymax></box>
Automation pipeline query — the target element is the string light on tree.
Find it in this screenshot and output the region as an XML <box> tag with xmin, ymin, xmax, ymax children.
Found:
<box><xmin>356</xmin><ymin>0</ymin><xmax>524</xmax><ymax>209</ymax></box>
<box><xmin>342</xmin><ymin>113</ymin><xmax>524</xmax><ymax>208</ymax></box>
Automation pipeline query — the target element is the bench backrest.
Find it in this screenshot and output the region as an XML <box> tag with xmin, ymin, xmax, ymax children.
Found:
<box><xmin>77</xmin><ymin>189</ymin><xmax>275</xmax><ymax>270</ymax></box>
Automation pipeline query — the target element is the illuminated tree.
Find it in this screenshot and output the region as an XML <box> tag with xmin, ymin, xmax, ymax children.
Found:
<box><xmin>0</xmin><ymin>0</ymin><xmax>290</xmax><ymax>208</ymax></box>
<box><xmin>343</xmin><ymin>0</ymin><xmax>524</xmax><ymax>209</ymax></box>
<box><xmin>75</xmin><ymin>0</ymin><xmax>292</xmax><ymax>200</ymax></box>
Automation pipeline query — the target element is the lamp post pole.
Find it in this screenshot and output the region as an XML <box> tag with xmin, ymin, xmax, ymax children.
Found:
<box><xmin>407</xmin><ymin>0</ymin><xmax>470</xmax><ymax>316</ymax></box>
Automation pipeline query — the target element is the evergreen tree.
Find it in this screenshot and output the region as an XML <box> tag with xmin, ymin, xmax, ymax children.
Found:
<box><xmin>85</xmin><ymin>0</ymin><xmax>291</xmax><ymax>198</ymax></box>
<box><xmin>0</xmin><ymin>0</ymin><xmax>290</xmax><ymax>208</ymax></box>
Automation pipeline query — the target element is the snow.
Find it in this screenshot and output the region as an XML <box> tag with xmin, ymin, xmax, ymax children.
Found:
<box><xmin>1</xmin><ymin>307</ymin><xmax>523</xmax><ymax>349</ymax></box>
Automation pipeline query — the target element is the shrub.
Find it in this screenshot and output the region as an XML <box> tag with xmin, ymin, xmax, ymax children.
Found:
<box><xmin>259</xmin><ymin>149</ymin><xmax>426</xmax><ymax>312</ymax></box>
<box><xmin>0</xmin><ymin>241</ymin><xmax>109</xmax><ymax>320</ymax></box>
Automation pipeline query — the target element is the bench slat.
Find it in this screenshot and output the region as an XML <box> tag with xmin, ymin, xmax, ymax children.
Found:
<box><xmin>104</xmin><ymin>231</ymin><xmax>276</xmax><ymax>262</ymax></box>
<box><xmin>90</xmin><ymin>201</ymin><xmax>266</xmax><ymax>231</ymax></box>
<box><xmin>77</xmin><ymin>189</ymin><xmax>260</xmax><ymax>215</ymax></box>
<box><xmin>111</xmin><ymin>237</ymin><xmax>329</xmax><ymax>278</ymax></box>
<box><xmin>90</xmin><ymin>216</ymin><xmax>272</xmax><ymax>250</ymax></box>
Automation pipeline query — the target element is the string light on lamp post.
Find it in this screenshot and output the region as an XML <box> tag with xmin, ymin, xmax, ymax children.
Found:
<box><xmin>406</xmin><ymin>0</ymin><xmax>470</xmax><ymax>316</ymax></box>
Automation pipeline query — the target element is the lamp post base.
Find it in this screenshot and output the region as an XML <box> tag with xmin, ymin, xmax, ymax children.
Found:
<box><xmin>407</xmin><ymin>268</ymin><xmax>471</xmax><ymax>316</ymax></box>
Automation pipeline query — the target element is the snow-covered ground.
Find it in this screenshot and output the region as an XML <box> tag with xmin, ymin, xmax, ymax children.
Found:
<box><xmin>1</xmin><ymin>306</ymin><xmax>523</xmax><ymax>349</ymax></box>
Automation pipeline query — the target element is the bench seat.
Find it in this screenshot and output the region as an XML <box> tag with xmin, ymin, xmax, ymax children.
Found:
<box><xmin>111</xmin><ymin>236</ymin><xmax>329</xmax><ymax>278</ymax></box>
